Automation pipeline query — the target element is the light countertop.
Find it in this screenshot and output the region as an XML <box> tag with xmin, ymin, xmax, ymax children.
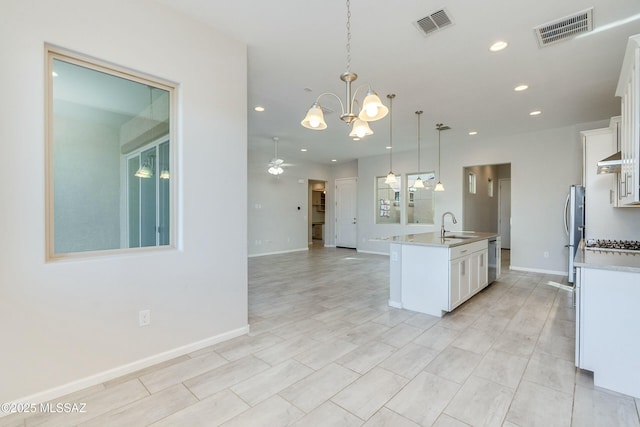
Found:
<box><xmin>372</xmin><ymin>231</ymin><xmax>499</xmax><ymax>248</ymax></box>
<box><xmin>574</xmin><ymin>240</ymin><xmax>640</xmax><ymax>273</ymax></box>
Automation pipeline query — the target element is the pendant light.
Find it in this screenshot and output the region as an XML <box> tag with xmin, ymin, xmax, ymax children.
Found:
<box><xmin>413</xmin><ymin>110</ymin><xmax>425</xmax><ymax>189</ymax></box>
<box><xmin>135</xmin><ymin>155</ymin><xmax>154</xmax><ymax>178</ymax></box>
<box><xmin>268</xmin><ymin>136</ymin><xmax>284</xmax><ymax>175</ymax></box>
<box><xmin>300</xmin><ymin>0</ymin><xmax>388</xmax><ymax>138</ymax></box>
<box><xmin>384</xmin><ymin>94</ymin><xmax>397</xmax><ymax>184</ymax></box>
<box><xmin>434</xmin><ymin>123</ymin><xmax>450</xmax><ymax>191</ymax></box>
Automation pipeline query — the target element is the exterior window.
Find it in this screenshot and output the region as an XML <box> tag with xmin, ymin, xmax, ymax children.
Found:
<box><xmin>468</xmin><ymin>172</ymin><xmax>477</xmax><ymax>194</ymax></box>
<box><xmin>376</xmin><ymin>176</ymin><xmax>401</xmax><ymax>224</ymax></box>
<box><xmin>46</xmin><ymin>47</ymin><xmax>175</xmax><ymax>258</ymax></box>
<box><xmin>407</xmin><ymin>172</ymin><xmax>436</xmax><ymax>224</ymax></box>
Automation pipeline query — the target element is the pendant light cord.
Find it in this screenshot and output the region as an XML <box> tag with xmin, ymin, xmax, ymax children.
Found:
<box><xmin>387</xmin><ymin>94</ymin><xmax>395</xmax><ymax>171</ymax></box>
<box><xmin>416</xmin><ymin>111</ymin><xmax>423</xmax><ymax>171</ymax></box>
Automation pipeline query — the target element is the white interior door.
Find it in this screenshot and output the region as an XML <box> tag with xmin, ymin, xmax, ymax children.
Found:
<box><xmin>335</xmin><ymin>177</ymin><xmax>357</xmax><ymax>248</ymax></box>
<box><xmin>499</xmin><ymin>178</ymin><xmax>511</xmax><ymax>249</ymax></box>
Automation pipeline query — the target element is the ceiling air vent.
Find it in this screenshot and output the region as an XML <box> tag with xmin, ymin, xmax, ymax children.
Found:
<box><xmin>533</xmin><ymin>8</ymin><xmax>593</xmax><ymax>47</ymax></box>
<box><xmin>416</xmin><ymin>8</ymin><xmax>453</xmax><ymax>36</ymax></box>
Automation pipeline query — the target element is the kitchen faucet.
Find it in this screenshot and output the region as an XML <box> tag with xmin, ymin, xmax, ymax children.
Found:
<box><xmin>441</xmin><ymin>211</ymin><xmax>458</xmax><ymax>238</ymax></box>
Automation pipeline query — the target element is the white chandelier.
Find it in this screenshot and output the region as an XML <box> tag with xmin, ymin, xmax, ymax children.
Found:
<box><xmin>301</xmin><ymin>0</ymin><xmax>388</xmax><ymax>139</ymax></box>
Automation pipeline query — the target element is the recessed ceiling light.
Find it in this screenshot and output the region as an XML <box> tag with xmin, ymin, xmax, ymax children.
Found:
<box><xmin>489</xmin><ymin>41</ymin><xmax>508</xmax><ymax>52</ymax></box>
<box><xmin>385</xmin><ymin>146</ymin><xmax>392</xmax><ymax>150</ymax></box>
<box><xmin>468</xmin><ymin>131</ymin><xmax>478</xmax><ymax>135</ymax></box>
<box><xmin>331</xmin><ymin>159</ymin><xmax>337</xmax><ymax>162</ymax></box>
<box><xmin>300</xmin><ymin>148</ymin><xmax>307</xmax><ymax>152</ymax></box>
<box><xmin>254</xmin><ymin>106</ymin><xmax>265</xmax><ymax>112</ymax></box>
<box><xmin>352</xmin><ymin>137</ymin><xmax>361</xmax><ymax>141</ymax></box>
<box><xmin>514</xmin><ymin>84</ymin><xmax>529</xmax><ymax>92</ymax></box>
<box><xmin>52</xmin><ymin>71</ymin><xmax>58</xmax><ymax>77</ymax></box>
<box><xmin>529</xmin><ymin>110</ymin><xmax>542</xmax><ymax>116</ymax></box>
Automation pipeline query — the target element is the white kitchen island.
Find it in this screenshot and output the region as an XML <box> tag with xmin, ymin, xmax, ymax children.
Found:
<box><xmin>574</xmin><ymin>244</ymin><xmax>640</xmax><ymax>399</ymax></box>
<box><xmin>377</xmin><ymin>231</ymin><xmax>500</xmax><ymax>317</ymax></box>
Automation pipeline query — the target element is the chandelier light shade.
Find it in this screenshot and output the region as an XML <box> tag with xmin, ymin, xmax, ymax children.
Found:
<box><xmin>413</xmin><ymin>110</ymin><xmax>425</xmax><ymax>189</ymax></box>
<box><xmin>300</xmin><ymin>102</ymin><xmax>327</xmax><ymax>130</ymax></box>
<box><xmin>300</xmin><ymin>0</ymin><xmax>387</xmax><ymax>138</ymax></box>
<box><xmin>358</xmin><ymin>89</ymin><xmax>389</xmax><ymax>121</ymax></box>
<box><xmin>349</xmin><ymin>118</ymin><xmax>373</xmax><ymax>138</ymax></box>
<box><xmin>434</xmin><ymin>123</ymin><xmax>450</xmax><ymax>192</ymax></box>
<box><xmin>384</xmin><ymin>94</ymin><xmax>397</xmax><ymax>185</ymax></box>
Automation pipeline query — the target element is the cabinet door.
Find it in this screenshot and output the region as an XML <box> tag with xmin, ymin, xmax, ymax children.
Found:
<box><xmin>619</xmin><ymin>48</ymin><xmax>640</xmax><ymax>205</ymax></box>
<box><xmin>449</xmin><ymin>258</ymin><xmax>462</xmax><ymax>310</ymax></box>
<box><xmin>459</xmin><ymin>258</ymin><xmax>471</xmax><ymax>302</ymax></box>
<box><xmin>474</xmin><ymin>249</ymin><xmax>489</xmax><ymax>292</ymax></box>
<box><xmin>470</xmin><ymin>254</ymin><xmax>480</xmax><ymax>294</ymax></box>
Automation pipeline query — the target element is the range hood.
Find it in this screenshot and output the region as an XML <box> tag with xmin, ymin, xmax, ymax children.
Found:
<box><xmin>597</xmin><ymin>151</ymin><xmax>622</xmax><ymax>174</ymax></box>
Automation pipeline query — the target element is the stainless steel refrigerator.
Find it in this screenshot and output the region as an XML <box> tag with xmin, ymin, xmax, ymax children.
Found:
<box><xmin>564</xmin><ymin>184</ymin><xmax>585</xmax><ymax>283</ymax></box>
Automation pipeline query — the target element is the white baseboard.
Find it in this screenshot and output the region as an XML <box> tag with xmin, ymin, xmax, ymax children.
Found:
<box><xmin>248</xmin><ymin>247</ymin><xmax>309</xmax><ymax>258</ymax></box>
<box><xmin>388</xmin><ymin>300</ymin><xmax>402</xmax><ymax>309</ymax></box>
<box><xmin>509</xmin><ymin>265</ymin><xmax>567</xmax><ymax>276</ymax></box>
<box><xmin>3</xmin><ymin>325</ymin><xmax>249</xmax><ymax>412</ymax></box>
<box><xmin>357</xmin><ymin>250</ymin><xmax>389</xmax><ymax>256</ymax></box>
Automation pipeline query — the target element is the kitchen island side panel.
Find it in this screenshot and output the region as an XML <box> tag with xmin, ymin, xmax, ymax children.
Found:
<box><xmin>401</xmin><ymin>245</ymin><xmax>449</xmax><ymax>316</ymax></box>
<box><xmin>581</xmin><ymin>267</ymin><xmax>640</xmax><ymax>398</ymax></box>
<box><xmin>389</xmin><ymin>243</ymin><xmax>403</xmax><ymax>308</ymax></box>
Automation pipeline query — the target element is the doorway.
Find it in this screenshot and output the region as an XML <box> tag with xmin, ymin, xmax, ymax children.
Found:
<box><xmin>462</xmin><ymin>163</ymin><xmax>511</xmax><ymax>262</ymax></box>
<box><xmin>308</xmin><ymin>180</ymin><xmax>327</xmax><ymax>247</ymax></box>
<box><xmin>335</xmin><ymin>177</ymin><xmax>357</xmax><ymax>248</ymax></box>
<box><xmin>498</xmin><ymin>178</ymin><xmax>512</xmax><ymax>249</ymax></box>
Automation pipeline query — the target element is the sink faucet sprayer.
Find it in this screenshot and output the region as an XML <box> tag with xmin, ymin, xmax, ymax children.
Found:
<box><xmin>441</xmin><ymin>211</ymin><xmax>458</xmax><ymax>238</ymax></box>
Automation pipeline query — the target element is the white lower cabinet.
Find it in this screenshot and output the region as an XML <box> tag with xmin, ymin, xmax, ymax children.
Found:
<box><xmin>448</xmin><ymin>241</ymin><xmax>488</xmax><ymax>311</ymax></box>
<box><xmin>395</xmin><ymin>238</ymin><xmax>492</xmax><ymax>317</ymax></box>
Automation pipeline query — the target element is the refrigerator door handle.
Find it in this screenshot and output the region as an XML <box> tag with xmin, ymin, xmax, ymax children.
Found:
<box><xmin>563</xmin><ymin>193</ymin><xmax>570</xmax><ymax>236</ymax></box>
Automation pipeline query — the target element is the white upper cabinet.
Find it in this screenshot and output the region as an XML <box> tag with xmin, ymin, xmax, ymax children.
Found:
<box><xmin>616</xmin><ymin>34</ymin><xmax>640</xmax><ymax>205</ymax></box>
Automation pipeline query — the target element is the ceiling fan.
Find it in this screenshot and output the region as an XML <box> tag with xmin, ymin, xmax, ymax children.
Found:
<box><xmin>267</xmin><ymin>137</ymin><xmax>292</xmax><ymax>175</ymax></box>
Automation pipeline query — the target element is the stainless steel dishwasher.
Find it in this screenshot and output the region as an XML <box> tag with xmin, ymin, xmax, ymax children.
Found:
<box><xmin>488</xmin><ymin>238</ymin><xmax>499</xmax><ymax>283</ymax></box>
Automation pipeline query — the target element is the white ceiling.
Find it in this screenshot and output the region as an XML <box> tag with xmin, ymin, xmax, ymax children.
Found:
<box><xmin>158</xmin><ymin>0</ymin><xmax>640</xmax><ymax>166</ymax></box>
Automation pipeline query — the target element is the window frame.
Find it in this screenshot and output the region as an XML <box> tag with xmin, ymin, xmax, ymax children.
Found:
<box><xmin>45</xmin><ymin>45</ymin><xmax>178</xmax><ymax>261</ymax></box>
<box><xmin>406</xmin><ymin>171</ymin><xmax>436</xmax><ymax>225</ymax></box>
<box><xmin>375</xmin><ymin>175</ymin><xmax>402</xmax><ymax>224</ymax></box>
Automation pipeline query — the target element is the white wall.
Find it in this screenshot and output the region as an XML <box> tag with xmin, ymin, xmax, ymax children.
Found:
<box><xmin>463</xmin><ymin>164</ymin><xmax>501</xmax><ymax>233</ymax></box>
<box><xmin>247</xmin><ymin>154</ymin><xmax>357</xmax><ymax>256</ymax></box>
<box><xmin>0</xmin><ymin>0</ymin><xmax>247</xmax><ymax>403</ymax></box>
<box><xmin>357</xmin><ymin>121</ymin><xmax>610</xmax><ymax>274</ymax></box>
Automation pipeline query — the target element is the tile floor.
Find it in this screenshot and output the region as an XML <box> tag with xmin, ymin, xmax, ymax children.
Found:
<box><xmin>3</xmin><ymin>247</ymin><xmax>640</xmax><ymax>426</ymax></box>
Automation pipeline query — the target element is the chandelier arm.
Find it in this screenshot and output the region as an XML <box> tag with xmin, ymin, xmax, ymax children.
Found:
<box><xmin>315</xmin><ymin>92</ymin><xmax>346</xmax><ymax>117</ymax></box>
<box><xmin>349</xmin><ymin>84</ymin><xmax>370</xmax><ymax>113</ymax></box>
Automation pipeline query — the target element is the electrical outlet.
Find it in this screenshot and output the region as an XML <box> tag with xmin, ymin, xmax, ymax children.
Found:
<box><xmin>139</xmin><ymin>309</ymin><xmax>151</xmax><ymax>326</ymax></box>
<box><xmin>543</xmin><ymin>251</ymin><xmax>549</xmax><ymax>258</ymax></box>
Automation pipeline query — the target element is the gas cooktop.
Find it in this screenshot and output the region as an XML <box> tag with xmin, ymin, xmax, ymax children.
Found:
<box><xmin>585</xmin><ymin>239</ymin><xmax>640</xmax><ymax>252</ymax></box>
